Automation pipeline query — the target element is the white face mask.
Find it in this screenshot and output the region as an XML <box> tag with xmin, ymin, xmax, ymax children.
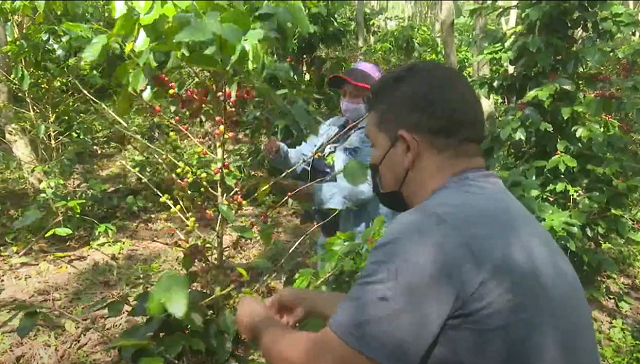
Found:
<box><xmin>340</xmin><ymin>98</ymin><xmax>367</xmax><ymax>122</ymax></box>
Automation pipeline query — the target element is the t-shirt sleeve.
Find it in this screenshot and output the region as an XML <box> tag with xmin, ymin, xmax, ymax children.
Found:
<box><xmin>328</xmin><ymin>215</ymin><xmax>464</xmax><ymax>364</ymax></box>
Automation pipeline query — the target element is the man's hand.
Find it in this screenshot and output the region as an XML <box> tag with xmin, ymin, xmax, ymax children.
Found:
<box><xmin>264</xmin><ymin>137</ymin><xmax>281</xmax><ymax>157</ymax></box>
<box><xmin>266</xmin><ymin>288</ymin><xmax>346</xmax><ymax>323</ymax></box>
<box><xmin>236</xmin><ymin>295</ymin><xmax>275</xmax><ymax>341</ymax></box>
<box><xmin>265</xmin><ymin>288</ymin><xmax>310</xmax><ymax>327</ymax></box>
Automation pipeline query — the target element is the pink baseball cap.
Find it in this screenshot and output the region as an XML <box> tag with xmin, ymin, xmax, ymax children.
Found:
<box><xmin>328</xmin><ymin>61</ymin><xmax>383</xmax><ymax>90</ymax></box>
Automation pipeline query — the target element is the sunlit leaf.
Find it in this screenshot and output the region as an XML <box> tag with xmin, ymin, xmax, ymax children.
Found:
<box><xmin>147</xmin><ymin>271</ymin><xmax>189</xmax><ymax>319</ymax></box>
<box><xmin>81</xmin><ymin>34</ymin><xmax>108</xmax><ymax>64</ymax></box>
<box><xmin>134</xmin><ymin>29</ymin><xmax>150</xmax><ymax>52</ymax></box>
<box><xmin>129</xmin><ymin>68</ymin><xmax>148</xmax><ymax>92</ymax></box>
<box><xmin>139</xmin><ymin>3</ymin><xmax>162</xmax><ymax>25</ymax></box>
<box><xmin>236</xmin><ymin>267</ymin><xmax>249</xmax><ymax>280</ymax></box>
<box><xmin>163</xmin><ymin>3</ymin><xmax>177</xmax><ymax>18</ymax></box>
<box><xmin>45</xmin><ymin>227</ymin><xmax>73</xmax><ymax>237</ymax></box>
<box><xmin>112</xmin><ymin>1</ymin><xmax>127</xmax><ymax>18</ymax></box>
<box><xmin>131</xmin><ymin>0</ymin><xmax>152</xmax><ymax>14</ymax></box>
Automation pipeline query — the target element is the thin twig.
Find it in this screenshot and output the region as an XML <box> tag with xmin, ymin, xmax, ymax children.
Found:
<box><xmin>119</xmin><ymin>161</ymin><xmax>193</xmax><ymax>240</ymax></box>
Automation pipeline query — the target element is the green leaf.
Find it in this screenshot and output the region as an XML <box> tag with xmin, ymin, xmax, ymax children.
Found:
<box><xmin>244</xmin><ymin>29</ymin><xmax>264</xmax><ymax>45</ymax></box>
<box><xmin>132</xmin><ymin>0</ymin><xmax>152</xmax><ymax>14</ymax></box>
<box><xmin>218</xmin><ymin>311</ymin><xmax>237</xmax><ymax>337</ymax></box>
<box><xmin>218</xmin><ymin>204</ymin><xmax>235</xmax><ymax>223</ymax></box>
<box><xmin>236</xmin><ymin>267</ymin><xmax>249</xmax><ymax>280</ymax></box>
<box><xmin>562</xmin><ymin>155</ymin><xmax>578</xmax><ymax>168</ymax></box>
<box><xmin>13</xmin><ymin>209</ymin><xmax>43</xmax><ymax>229</ymax></box>
<box><xmin>185</xmin><ymin>307</ymin><xmax>206</xmax><ymax>331</ymax></box>
<box><xmin>218</xmin><ymin>23</ymin><xmax>244</xmax><ymax>44</ymax></box>
<box><xmin>107</xmin><ymin>300</ymin><xmax>125</xmax><ymax>317</ymax></box>
<box><xmin>116</xmin><ymin>89</ymin><xmax>134</xmax><ymax>116</ymax></box>
<box><xmin>343</xmin><ymin>160</ymin><xmax>369</xmax><ymax>186</ymax></box>
<box><xmin>134</xmin><ymin>29</ymin><xmax>150</xmax><ymax>52</ymax></box>
<box><xmin>159</xmin><ymin>332</ymin><xmax>188</xmax><ymax>357</ymax></box>
<box><xmin>35</xmin><ymin>1</ymin><xmax>45</xmax><ymax>12</ymax></box>
<box><xmin>561</xmin><ymin>107</ymin><xmax>573</xmax><ymax>120</ymax></box>
<box><xmin>81</xmin><ymin>34</ymin><xmax>108</xmax><ymax>64</ymax></box>
<box><xmin>20</xmin><ymin>67</ymin><xmax>30</xmax><ymax>91</ymax></box>
<box><xmin>231</xmin><ymin>225</ymin><xmax>254</xmax><ymax>239</ymax></box>
<box><xmin>555</xmin><ymin>77</ymin><xmax>575</xmax><ymax>91</ymax></box>
<box><xmin>163</xmin><ymin>3</ymin><xmax>177</xmax><ymax>18</ymax></box>
<box><xmin>129</xmin><ymin>291</ymin><xmax>150</xmax><ymax>317</ymax></box>
<box><xmin>189</xmin><ymin>338</ymin><xmax>206</xmax><ymax>351</ymax></box>
<box><xmin>139</xmin><ymin>3</ymin><xmax>163</xmax><ymax>25</ymax></box>
<box><xmin>147</xmin><ymin>271</ymin><xmax>190</xmax><ymax>319</ymax></box>
<box><xmin>258</xmin><ymin>224</ymin><xmax>274</xmax><ymax>246</ymax></box>
<box><xmin>287</xmin><ymin>2</ymin><xmax>313</xmax><ymax>34</ymax></box>
<box><xmin>175</xmin><ymin>19</ymin><xmax>214</xmax><ymax>42</ymax></box>
<box><xmin>112</xmin><ymin>1</ymin><xmax>128</xmax><ymax>18</ymax></box>
<box><xmin>140</xmin><ymin>357</ymin><xmax>164</xmax><ymax>364</ymax></box>
<box><xmin>16</xmin><ymin>311</ymin><xmax>39</xmax><ymax>339</ymax></box>
<box><xmin>109</xmin><ymin>338</ymin><xmax>153</xmax><ymax>348</ymax></box>
<box><xmin>45</xmin><ymin>227</ymin><xmax>73</xmax><ymax>237</ymax></box>
<box><xmin>182</xmin><ymin>254</ymin><xmax>194</xmax><ymax>271</ymax></box>
<box><xmin>129</xmin><ymin>69</ymin><xmax>148</xmax><ymax>93</ymax></box>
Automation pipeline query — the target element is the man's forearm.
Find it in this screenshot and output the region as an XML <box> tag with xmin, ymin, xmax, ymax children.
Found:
<box><xmin>303</xmin><ymin>291</ymin><xmax>346</xmax><ymax>321</ymax></box>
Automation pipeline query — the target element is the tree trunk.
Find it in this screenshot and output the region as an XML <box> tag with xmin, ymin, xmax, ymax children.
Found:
<box><xmin>471</xmin><ymin>1</ymin><xmax>496</xmax><ymax>128</ymax></box>
<box><xmin>439</xmin><ymin>1</ymin><xmax>457</xmax><ymax>69</ymax></box>
<box><xmin>356</xmin><ymin>1</ymin><xmax>365</xmax><ymax>48</ymax></box>
<box><xmin>432</xmin><ymin>1</ymin><xmax>441</xmax><ymax>36</ymax></box>
<box><xmin>0</xmin><ymin>23</ymin><xmax>44</xmax><ymax>190</ymax></box>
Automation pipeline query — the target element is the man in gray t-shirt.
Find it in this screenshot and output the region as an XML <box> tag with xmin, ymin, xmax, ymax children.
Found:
<box><xmin>235</xmin><ymin>61</ymin><xmax>600</xmax><ymax>364</ymax></box>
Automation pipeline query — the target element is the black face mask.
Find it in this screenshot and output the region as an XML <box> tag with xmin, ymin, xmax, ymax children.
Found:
<box><xmin>370</xmin><ymin>140</ymin><xmax>410</xmax><ymax>213</ymax></box>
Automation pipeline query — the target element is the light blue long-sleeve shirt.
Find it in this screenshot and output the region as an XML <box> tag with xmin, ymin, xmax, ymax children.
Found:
<box><xmin>271</xmin><ymin>115</ymin><xmax>397</xmax><ymax>240</ymax></box>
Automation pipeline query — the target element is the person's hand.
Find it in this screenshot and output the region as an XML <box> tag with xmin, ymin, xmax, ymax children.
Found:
<box><xmin>265</xmin><ymin>288</ymin><xmax>310</xmax><ymax>327</ymax></box>
<box><xmin>263</xmin><ymin>137</ymin><xmax>281</xmax><ymax>157</ymax></box>
<box><xmin>236</xmin><ymin>295</ymin><xmax>273</xmax><ymax>341</ymax></box>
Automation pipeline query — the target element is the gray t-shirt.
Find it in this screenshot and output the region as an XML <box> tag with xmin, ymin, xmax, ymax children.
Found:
<box><xmin>328</xmin><ymin>170</ymin><xmax>600</xmax><ymax>364</ymax></box>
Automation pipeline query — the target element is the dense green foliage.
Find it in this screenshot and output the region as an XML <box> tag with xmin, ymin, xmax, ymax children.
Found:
<box><xmin>0</xmin><ymin>1</ymin><xmax>639</xmax><ymax>363</ymax></box>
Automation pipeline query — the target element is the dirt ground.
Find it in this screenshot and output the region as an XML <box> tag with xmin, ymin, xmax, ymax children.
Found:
<box><xmin>0</xmin><ymin>208</ymin><xmax>315</xmax><ymax>364</ymax></box>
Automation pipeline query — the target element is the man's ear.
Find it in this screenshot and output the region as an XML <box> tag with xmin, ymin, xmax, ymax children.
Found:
<box><xmin>397</xmin><ymin>130</ymin><xmax>419</xmax><ymax>169</ymax></box>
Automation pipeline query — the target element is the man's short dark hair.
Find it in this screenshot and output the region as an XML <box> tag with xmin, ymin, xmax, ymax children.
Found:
<box><xmin>367</xmin><ymin>61</ymin><xmax>485</xmax><ymax>156</ymax></box>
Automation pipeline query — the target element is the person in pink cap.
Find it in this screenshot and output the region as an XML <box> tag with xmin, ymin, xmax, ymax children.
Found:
<box><xmin>263</xmin><ymin>61</ymin><xmax>396</xmax><ymax>264</ymax></box>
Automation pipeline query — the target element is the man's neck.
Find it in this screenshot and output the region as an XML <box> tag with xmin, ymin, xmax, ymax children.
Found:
<box><xmin>406</xmin><ymin>157</ymin><xmax>486</xmax><ymax>208</ymax></box>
